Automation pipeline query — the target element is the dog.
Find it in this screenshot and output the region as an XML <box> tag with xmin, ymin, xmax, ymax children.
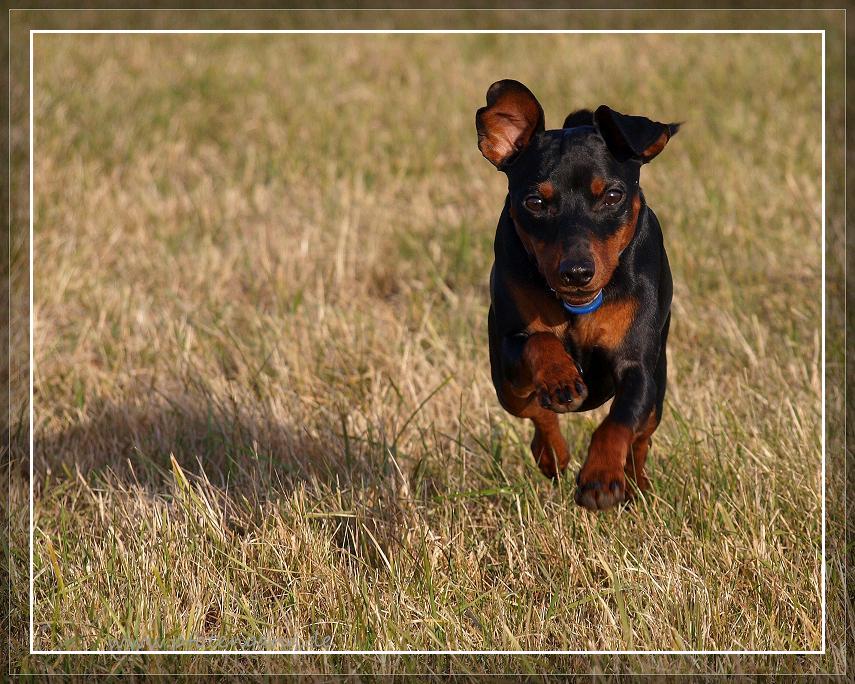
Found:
<box><xmin>476</xmin><ymin>80</ymin><xmax>678</xmax><ymax>511</ymax></box>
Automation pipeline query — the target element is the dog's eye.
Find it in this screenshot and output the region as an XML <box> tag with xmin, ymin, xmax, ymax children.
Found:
<box><xmin>523</xmin><ymin>196</ymin><xmax>544</xmax><ymax>212</ymax></box>
<box><xmin>603</xmin><ymin>189</ymin><xmax>623</xmax><ymax>206</ymax></box>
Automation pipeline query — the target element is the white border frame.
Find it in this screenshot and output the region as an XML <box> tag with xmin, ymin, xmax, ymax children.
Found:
<box><xmin>27</xmin><ymin>27</ymin><xmax>827</xmax><ymax>657</ymax></box>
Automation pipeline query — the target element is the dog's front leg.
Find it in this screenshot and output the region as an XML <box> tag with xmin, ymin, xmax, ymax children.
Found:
<box><xmin>513</xmin><ymin>332</ymin><xmax>587</xmax><ymax>414</ymax></box>
<box><xmin>494</xmin><ymin>331</ymin><xmax>588</xmax><ymax>478</ymax></box>
<box><xmin>575</xmin><ymin>363</ymin><xmax>656</xmax><ymax>510</ymax></box>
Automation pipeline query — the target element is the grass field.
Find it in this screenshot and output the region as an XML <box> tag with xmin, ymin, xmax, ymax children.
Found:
<box><xmin>14</xmin><ymin>30</ymin><xmax>830</xmax><ymax>671</ymax></box>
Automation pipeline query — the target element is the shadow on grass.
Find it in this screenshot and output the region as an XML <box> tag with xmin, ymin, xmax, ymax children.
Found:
<box><xmin>29</xmin><ymin>395</ymin><xmax>407</xmax><ymax>501</ymax></box>
<box><xmin>25</xmin><ymin>389</ymin><xmax>549</xmax><ymax>572</ymax></box>
<box><xmin>25</xmin><ymin>392</ymin><xmax>534</xmax><ymax>587</ymax></box>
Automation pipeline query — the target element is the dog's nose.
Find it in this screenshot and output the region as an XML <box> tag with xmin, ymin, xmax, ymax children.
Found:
<box><xmin>559</xmin><ymin>258</ymin><xmax>595</xmax><ymax>287</ymax></box>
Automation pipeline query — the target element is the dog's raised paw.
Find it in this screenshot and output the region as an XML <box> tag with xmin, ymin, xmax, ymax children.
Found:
<box><xmin>534</xmin><ymin>366</ymin><xmax>587</xmax><ymax>414</ymax></box>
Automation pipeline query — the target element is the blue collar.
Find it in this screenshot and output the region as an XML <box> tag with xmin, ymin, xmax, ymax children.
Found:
<box><xmin>562</xmin><ymin>289</ymin><xmax>604</xmax><ymax>315</ymax></box>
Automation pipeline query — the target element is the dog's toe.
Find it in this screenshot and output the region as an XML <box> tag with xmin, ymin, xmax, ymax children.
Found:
<box><xmin>574</xmin><ymin>473</ymin><xmax>626</xmax><ymax>511</ymax></box>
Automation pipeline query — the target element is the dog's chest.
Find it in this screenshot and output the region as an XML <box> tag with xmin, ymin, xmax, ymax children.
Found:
<box><xmin>572</xmin><ymin>299</ymin><xmax>637</xmax><ymax>350</ymax></box>
<box><xmin>551</xmin><ymin>298</ymin><xmax>639</xmax><ymax>353</ymax></box>
<box><xmin>512</xmin><ymin>278</ymin><xmax>638</xmax><ymax>353</ymax></box>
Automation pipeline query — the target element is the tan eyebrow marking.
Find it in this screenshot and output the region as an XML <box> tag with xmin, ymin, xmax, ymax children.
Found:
<box><xmin>536</xmin><ymin>181</ymin><xmax>555</xmax><ymax>199</ymax></box>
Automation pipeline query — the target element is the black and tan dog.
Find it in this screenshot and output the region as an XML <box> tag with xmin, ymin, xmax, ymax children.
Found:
<box><xmin>477</xmin><ymin>80</ymin><xmax>678</xmax><ymax>511</ymax></box>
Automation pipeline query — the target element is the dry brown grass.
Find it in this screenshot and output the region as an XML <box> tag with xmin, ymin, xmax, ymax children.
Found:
<box><xmin>9</xmin><ymin>30</ymin><xmax>833</xmax><ymax>674</ymax></box>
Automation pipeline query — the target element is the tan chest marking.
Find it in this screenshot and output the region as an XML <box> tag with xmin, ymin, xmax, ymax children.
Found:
<box><xmin>505</xmin><ymin>280</ymin><xmax>569</xmax><ymax>338</ymax></box>
<box><xmin>570</xmin><ymin>298</ymin><xmax>638</xmax><ymax>351</ymax></box>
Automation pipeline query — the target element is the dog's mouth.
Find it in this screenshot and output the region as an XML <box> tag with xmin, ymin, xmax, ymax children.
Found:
<box><xmin>555</xmin><ymin>289</ymin><xmax>601</xmax><ymax>307</ymax></box>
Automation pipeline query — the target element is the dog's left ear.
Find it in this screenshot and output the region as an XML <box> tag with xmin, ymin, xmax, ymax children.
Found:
<box><xmin>476</xmin><ymin>80</ymin><xmax>545</xmax><ymax>169</ymax></box>
<box><xmin>593</xmin><ymin>105</ymin><xmax>680</xmax><ymax>163</ymax></box>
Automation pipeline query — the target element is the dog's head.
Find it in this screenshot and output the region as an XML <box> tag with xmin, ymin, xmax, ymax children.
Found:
<box><xmin>476</xmin><ymin>79</ymin><xmax>679</xmax><ymax>306</ymax></box>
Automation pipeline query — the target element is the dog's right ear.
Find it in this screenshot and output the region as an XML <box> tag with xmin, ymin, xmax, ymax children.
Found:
<box><xmin>476</xmin><ymin>80</ymin><xmax>545</xmax><ymax>169</ymax></box>
<box><xmin>593</xmin><ymin>105</ymin><xmax>679</xmax><ymax>164</ymax></box>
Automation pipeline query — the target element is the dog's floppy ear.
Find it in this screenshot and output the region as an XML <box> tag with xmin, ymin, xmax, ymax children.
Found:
<box><xmin>476</xmin><ymin>80</ymin><xmax>545</xmax><ymax>169</ymax></box>
<box><xmin>593</xmin><ymin>105</ymin><xmax>680</xmax><ymax>163</ymax></box>
<box><xmin>562</xmin><ymin>109</ymin><xmax>594</xmax><ymax>129</ymax></box>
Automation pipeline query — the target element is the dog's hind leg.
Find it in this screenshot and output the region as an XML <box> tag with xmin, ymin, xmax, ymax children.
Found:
<box><xmin>624</xmin><ymin>409</ymin><xmax>657</xmax><ymax>496</ymax></box>
<box><xmin>624</xmin><ymin>335</ymin><xmax>667</xmax><ymax>498</ymax></box>
<box><xmin>528</xmin><ymin>408</ymin><xmax>570</xmax><ymax>479</ymax></box>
